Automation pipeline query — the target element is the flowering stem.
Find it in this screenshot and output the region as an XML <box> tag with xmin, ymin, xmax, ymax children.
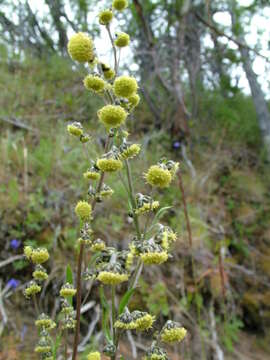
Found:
<box><xmin>64</xmin><ymin>329</ymin><xmax>68</xmax><ymax>360</ymax></box>
<box><xmin>125</xmin><ymin>160</ymin><xmax>141</xmax><ymax>239</ymax></box>
<box><xmin>72</xmin><ymin>242</ymin><xmax>84</xmax><ymax>360</ymax></box>
<box><xmin>106</xmin><ymin>24</ymin><xmax>118</xmax><ymax>75</ymax></box>
<box><xmin>129</xmin><ymin>260</ymin><xmax>143</xmax><ymax>291</ymax></box>
<box><xmin>33</xmin><ymin>294</ymin><xmax>39</xmax><ymax>316</ymax></box>
<box><xmin>111</xmin><ymin>285</ymin><xmax>116</xmax><ymax>343</ymax></box>
<box><xmin>72</xmin><ymin>136</ymin><xmax>112</xmax><ymax>360</ymax></box>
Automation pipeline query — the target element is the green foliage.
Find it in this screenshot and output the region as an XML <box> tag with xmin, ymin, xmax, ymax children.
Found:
<box><xmin>200</xmin><ymin>91</ymin><xmax>261</xmax><ymax>147</ymax></box>
<box><xmin>218</xmin><ymin>315</ymin><xmax>244</xmax><ymax>352</ymax></box>
<box><xmin>140</xmin><ymin>280</ymin><xmax>169</xmax><ymax>317</ymax></box>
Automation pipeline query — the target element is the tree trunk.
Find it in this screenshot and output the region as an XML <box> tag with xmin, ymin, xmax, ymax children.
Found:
<box><xmin>240</xmin><ymin>46</ymin><xmax>270</xmax><ymax>159</ymax></box>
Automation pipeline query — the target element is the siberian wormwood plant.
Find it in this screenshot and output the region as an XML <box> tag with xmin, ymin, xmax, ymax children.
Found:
<box><xmin>23</xmin><ymin>1</ymin><xmax>187</xmax><ymax>359</ymax></box>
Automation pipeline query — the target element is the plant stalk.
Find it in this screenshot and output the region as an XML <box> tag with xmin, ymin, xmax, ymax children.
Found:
<box><xmin>72</xmin><ymin>136</ymin><xmax>111</xmax><ymax>360</ymax></box>
<box><xmin>125</xmin><ymin>160</ymin><xmax>141</xmax><ymax>239</ymax></box>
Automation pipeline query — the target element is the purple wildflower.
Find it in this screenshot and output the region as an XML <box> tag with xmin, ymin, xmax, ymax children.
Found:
<box><xmin>173</xmin><ymin>141</ymin><xmax>181</xmax><ymax>149</ymax></box>
<box><xmin>7</xmin><ymin>278</ymin><xmax>20</xmax><ymax>290</ymax></box>
<box><xmin>10</xmin><ymin>239</ymin><xmax>21</xmax><ymax>250</ymax></box>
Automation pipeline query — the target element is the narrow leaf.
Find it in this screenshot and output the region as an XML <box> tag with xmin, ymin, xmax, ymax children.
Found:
<box><xmin>99</xmin><ymin>287</ymin><xmax>112</xmax><ymax>342</ymax></box>
<box><xmin>119</xmin><ymin>288</ymin><xmax>135</xmax><ymax>314</ymax></box>
<box><xmin>52</xmin><ymin>332</ymin><xmax>62</xmax><ymax>360</ymax></box>
<box><xmin>66</xmin><ymin>264</ymin><xmax>73</xmax><ymax>306</ymax></box>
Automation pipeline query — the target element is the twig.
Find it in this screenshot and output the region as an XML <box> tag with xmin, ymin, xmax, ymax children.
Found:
<box><xmin>77</xmin><ymin>305</ymin><xmax>100</xmax><ymax>352</ymax></box>
<box><xmin>181</xmin><ymin>144</ymin><xmax>196</xmax><ymax>179</ymax></box>
<box><xmin>194</xmin><ymin>12</ymin><xmax>270</xmax><ymax>63</ymax></box>
<box><xmin>0</xmin><ymin>255</ymin><xmax>24</xmax><ymax>269</ymax></box>
<box><xmin>0</xmin><ymin>116</ymin><xmax>37</xmax><ymax>132</ymax></box>
<box><xmin>209</xmin><ymin>302</ymin><xmax>224</xmax><ymax>360</ymax></box>
<box><xmin>127</xmin><ymin>330</ymin><xmax>137</xmax><ymax>359</ymax></box>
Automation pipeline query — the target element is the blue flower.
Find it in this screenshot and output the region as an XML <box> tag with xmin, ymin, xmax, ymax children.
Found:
<box><xmin>7</xmin><ymin>278</ymin><xmax>20</xmax><ymax>290</ymax></box>
<box><xmin>10</xmin><ymin>239</ymin><xmax>21</xmax><ymax>250</ymax></box>
<box><xmin>173</xmin><ymin>141</ymin><xmax>181</xmax><ymax>149</ymax></box>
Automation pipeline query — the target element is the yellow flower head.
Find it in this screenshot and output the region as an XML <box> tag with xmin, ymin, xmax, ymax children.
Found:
<box><xmin>24</xmin><ymin>281</ymin><xmax>41</xmax><ymax>297</ymax></box>
<box><xmin>31</xmin><ymin>248</ymin><xmax>50</xmax><ymax>264</ymax></box>
<box><xmin>80</xmin><ymin>134</ymin><xmax>91</xmax><ymax>143</ymax></box>
<box><xmin>125</xmin><ymin>251</ymin><xmax>134</xmax><ymax>270</ymax></box>
<box><xmin>113</xmin><ymin>0</ymin><xmax>128</xmax><ymax>11</ymax></box>
<box><xmin>114</xmin><ymin>310</ymin><xmax>136</xmax><ymax>330</ymax></box>
<box><xmin>99</xmin><ymin>9</ymin><xmax>113</xmax><ymax>25</ymax></box>
<box><xmin>67</xmin><ymin>122</ymin><xmax>83</xmax><ymax>137</ymax></box>
<box><xmin>33</xmin><ymin>265</ymin><xmax>48</xmax><ymax>281</ymax></box>
<box><xmin>91</xmin><ymin>239</ymin><xmax>106</xmax><ymax>252</ymax></box>
<box><xmin>140</xmin><ymin>251</ymin><xmax>168</xmax><ymax>265</ymax></box>
<box><xmin>121</xmin><ymin>144</ymin><xmax>141</xmax><ymax>160</ymax></box>
<box><xmin>145</xmin><ymin>165</ymin><xmax>172</xmax><ymax>188</ymax></box>
<box><xmin>115</xmin><ymin>32</ymin><xmax>130</xmax><ymax>47</ymax></box>
<box><xmin>75</xmin><ymin>201</ymin><xmax>92</xmax><ymax>222</ymax></box>
<box><xmin>101</xmin><ymin>63</ymin><xmax>115</xmax><ymax>80</ymax></box>
<box><xmin>60</xmin><ymin>283</ymin><xmax>77</xmax><ymax>298</ymax></box>
<box><xmin>35</xmin><ymin>345</ymin><xmax>51</xmax><ymax>354</ymax></box>
<box><xmin>132</xmin><ymin>312</ymin><xmax>155</xmax><ymax>331</ymax></box>
<box><xmin>135</xmin><ymin>201</ymin><xmax>160</xmax><ymax>215</ymax></box>
<box><xmin>98</xmin><ymin>105</ymin><xmax>127</xmax><ymax>128</ymax></box>
<box><xmin>160</xmin><ymin>321</ymin><xmax>187</xmax><ymax>343</ymax></box>
<box><xmin>100</xmin><ymin>184</ymin><xmax>114</xmax><ymax>198</ymax></box>
<box><xmin>83</xmin><ymin>75</ymin><xmax>106</xmax><ymax>93</ymax></box>
<box><xmin>35</xmin><ymin>313</ymin><xmax>56</xmax><ymax>330</ymax></box>
<box><xmin>24</xmin><ymin>245</ymin><xmax>33</xmax><ymax>260</ymax></box>
<box><xmin>114</xmin><ymin>76</ymin><xmax>138</xmax><ymax>98</ymax></box>
<box><xmin>97</xmin><ymin>271</ymin><xmax>129</xmax><ymax>285</ymax></box>
<box><xmin>68</xmin><ymin>32</ymin><xmax>94</xmax><ymax>63</ymax></box>
<box><xmin>83</xmin><ymin>170</ymin><xmax>101</xmax><ymax>181</ymax></box>
<box><xmin>128</xmin><ymin>93</ymin><xmax>140</xmax><ymax>108</ymax></box>
<box><xmin>87</xmin><ymin>352</ymin><xmax>101</xmax><ymax>360</ymax></box>
<box><xmin>96</xmin><ymin>158</ymin><xmax>123</xmax><ymax>172</ymax></box>
<box><xmin>143</xmin><ymin>347</ymin><xmax>167</xmax><ymax>360</ymax></box>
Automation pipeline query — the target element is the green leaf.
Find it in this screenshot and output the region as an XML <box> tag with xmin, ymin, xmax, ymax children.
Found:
<box><xmin>66</xmin><ymin>264</ymin><xmax>73</xmax><ymax>284</ymax></box>
<box><xmin>154</xmin><ymin>206</ymin><xmax>172</xmax><ymax>222</ymax></box>
<box><xmin>119</xmin><ymin>288</ymin><xmax>135</xmax><ymax>314</ymax></box>
<box><xmin>66</xmin><ymin>264</ymin><xmax>73</xmax><ymax>306</ymax></box>
<box><xmin>99</xmin><ymin>287</ymin><xmax>112</xmax><ymax>342</ymax></box>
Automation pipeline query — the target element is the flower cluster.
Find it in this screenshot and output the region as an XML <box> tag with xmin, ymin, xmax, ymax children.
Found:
<box><xmin>23</xmin><ymin>246</ymin><xmax>49</xmax><ymax>298</ymax></box>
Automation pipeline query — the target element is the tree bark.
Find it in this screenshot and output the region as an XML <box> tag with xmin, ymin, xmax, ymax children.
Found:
<box><xmin>240</xmin><ymin>46</ymin><xmax>270</xmax><ymax>159</ymax></box>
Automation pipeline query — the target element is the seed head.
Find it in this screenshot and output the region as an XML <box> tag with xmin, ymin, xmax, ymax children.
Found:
<box><xmin>97</xmin><ymin>271</ymin><xmax>129</xmax><ymax>285</ymax></box>
<box><xmin>98</xmin><ymin>105</ymin><xmax>127</xmax><ymax>128</ymax></box>
<box><xmin>87</xmin><ymin>352</ymin><xmax>101</xmax><ymax>360</ymax></box>
<box><xmin>113</xmin><ymin>76</ymin><xmax>138</xmax><ymax>98</ymax></box>
<box><xmin>112</xmin><ymin>0</ymin><xmax>128</xmax><ymax>11</ymax></box>
<box><xmin>99</xmin><ymin>9</ymin><xmax>113</xmax><ymax>25</ymax></box>
<box><xmin>75</xmin><ymin>201</ymin><xmax>92</xmax><ymax>222</ymax></box>
<box><xmin>96</xmin><ymin>158</ymin><xmax>123</xmax><ymax>172</ymax></box>
<box><xmin>140</xmin><ymin>251</ymin><xmax>168</xmax><ymax>265</ymax></box>
<box><xmin>67</xmin><ymin>122</ymin><xmax>83</xmax><ymax>137</ymax></box>
<box><xmin>145</xmin><ymin>165</ymin><xmax>172</xmax><ymax>188</ymax></box>
<box><xmin>83</xmin><ymin>75</ymin><xmax>106</xmax><ymax>93</ymax></box>
<box><xmin>160</xmin><ymin>321</ymin><xmax>187</xmax><ymax>343</ymax></box>
<box><xmin>60</xmin><ymin>283</ymin><xmax>77</xmax><ymax>298</ymax></box>
<box><xmin>68</xmin><ymin>32</ymin><xmax>94</xmax><ymax>63</ymax></box>
<box><xmin>128</xmin><ymin>93</ymin><xmax>140</xmax><ymax>108</ymax></box>
<box><xmin>31</xmin><ymin>248</ymin><xmax>50</xmax><ymax>264</ymax></box>
<box><xmin>115</xmin><ymin>32</ymin><xmax>130</xmax><ymax>47</ymax></box>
